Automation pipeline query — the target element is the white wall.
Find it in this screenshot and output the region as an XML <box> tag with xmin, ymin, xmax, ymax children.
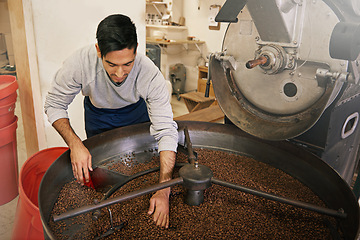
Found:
<box><xmin>30</xmin><ymin>0</ymin><xmax>145</xmax><ymax>147</ymax></box>
<box><xmin>183</xmin><ymin>0</ymin><xmax>227</xmax><ymax>55</ymax></box>
<box><xmin>182</xmin><ymin>0</ymin><xmax>228</xmax><ymax>91</ymax></box>
<box><xmin>146</xmin><ymin>0</ymin><xmax>228</xmax><ymax>92</ymax></box>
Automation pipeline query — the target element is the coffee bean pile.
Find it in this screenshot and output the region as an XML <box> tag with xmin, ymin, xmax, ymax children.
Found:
<box><xmin>49</xmin><ymin>149</ymin><xmax>341</xmax><ymax>239</ymax></box>
<box><xmin>106</xmin><ymin>150</ymin><xmax>159</xmax><ymax>176</ymax></box>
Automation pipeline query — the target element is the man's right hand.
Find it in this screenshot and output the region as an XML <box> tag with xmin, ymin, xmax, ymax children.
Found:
<box><xmin>52</xmin><ymin>118</ymin><xmax>93</xmax><ymax>184</ymax></box>
<box><xmin>70</xmin><ymin>142</ymin><xmax>93</xmax><ymax>184</ymax></box>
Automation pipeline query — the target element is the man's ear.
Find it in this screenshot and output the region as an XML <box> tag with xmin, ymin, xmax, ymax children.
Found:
<box><xmin>95</xmin><ymin>43</ymin><xmax>102</xmax><ymax>58</ymax></box>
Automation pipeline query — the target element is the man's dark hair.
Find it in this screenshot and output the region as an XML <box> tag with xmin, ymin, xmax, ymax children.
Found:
<box><xmin>96</xmin><ymin>14</ymin><xmax>138</xmax><ymax>57</ymax></box>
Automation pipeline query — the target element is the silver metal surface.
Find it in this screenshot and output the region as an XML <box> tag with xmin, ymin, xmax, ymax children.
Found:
<box><xmin>210</xmin><ymin>0</ymin><xmax>353</xmax><ymax>140</ymax></box>
<box><xmin>247</xmin><ymin>0</ymin><xmax>306</xmax><ymax>46</ymax></box>
<box><xmin>348</xmin><ymin>0</ymin><xmax>360</xmax><ymax>16</ymax></box>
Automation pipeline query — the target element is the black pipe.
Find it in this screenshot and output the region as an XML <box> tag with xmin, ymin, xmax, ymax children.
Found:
<box><xmin>102</xmin><ymin>166</ymin><xmax>161</xmax><ymax>199</ymax></box>
<box><xmin>53</xmin><ymin>177</ymin><xmax>184</xmax><ymax>222</ymax></box>
<box><xmin>103</xmin><ymin>163</ymin><xmax>187</xmax><ymax>200</ymax></box>
<box><xmin>211</xmin><ymin>178</ymin><xmax>347</xmax><ymax>219</ymax></box>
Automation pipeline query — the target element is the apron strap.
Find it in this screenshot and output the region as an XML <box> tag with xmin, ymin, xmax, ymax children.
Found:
<box><xmin>84</xmin><ymin>96</ymin><xmax>150</xmax><ymax>138</ymax></box>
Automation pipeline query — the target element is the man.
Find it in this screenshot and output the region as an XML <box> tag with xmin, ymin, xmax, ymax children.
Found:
<box><xmin>44</xmin><ymin>14</ymin><xmax>178</xmax><ymax>228</ymax></box>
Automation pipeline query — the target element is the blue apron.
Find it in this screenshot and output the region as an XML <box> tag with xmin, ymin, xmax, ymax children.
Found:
<box><xmin>84</xmin><ymin>96</ymin><xmax>150</xmax><ymax>138</ymax></box>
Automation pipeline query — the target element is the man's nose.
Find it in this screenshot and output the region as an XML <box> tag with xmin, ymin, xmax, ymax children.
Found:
<box><xmin>115</xmin><ymin>66</ymin><xmax>124</xmax><ymax>77</ymax></box>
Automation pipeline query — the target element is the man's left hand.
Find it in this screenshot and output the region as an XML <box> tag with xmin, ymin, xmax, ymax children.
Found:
<box><xmin>148</xmin><ymin>188</ymin><xmax>170</xmax><ymax>228</ymax></box>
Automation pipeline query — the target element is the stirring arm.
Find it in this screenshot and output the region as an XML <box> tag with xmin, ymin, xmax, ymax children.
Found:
<box><xmin>211</xmin><ymin>178</ymin><xmax>347</xmax><ymax>219</ymax></box>
<box><xmin>53</xmin><ymin>177</ymin><xmax>183</xmax><ymax>222</ymax></box>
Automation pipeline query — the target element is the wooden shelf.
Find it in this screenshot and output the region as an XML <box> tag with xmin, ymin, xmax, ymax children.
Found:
<box><xmin>146</xmin><ymin>1</ymin><xmax>167</xmax><ymax>5</ymax></box>
<box><xmin>146</xmin><ymin>37</ymin><xmax>205</xmax><ymax>45</ymax></box>
<box><xmin>146</xmin><ymin>25</ymin><xmax>187</xmax><ymax>30</ymax></box>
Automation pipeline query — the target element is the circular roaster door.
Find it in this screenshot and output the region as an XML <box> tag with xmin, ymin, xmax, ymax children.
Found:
<box><xmin>209</xmin><ymin>0</ymin><xmax>354</xmax><ymax>140</ymax></box>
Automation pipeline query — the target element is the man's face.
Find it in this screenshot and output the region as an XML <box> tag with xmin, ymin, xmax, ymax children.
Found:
<box><xmin>96</xmin><ymin>44</ymin><xmax>136</xmax><ymax>84</ymax></box>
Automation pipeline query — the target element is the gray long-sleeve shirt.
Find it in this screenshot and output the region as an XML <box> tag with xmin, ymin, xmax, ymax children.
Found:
<box><xmin>44</xmin><ymin>45</ymin><xmax>178</xmax><ymax>152</ymax></box>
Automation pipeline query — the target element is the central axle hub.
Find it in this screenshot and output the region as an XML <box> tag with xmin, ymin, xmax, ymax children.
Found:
<box><xmin>179</xmin><ymin>164</ymin><xmax>213</xmax><ymax>206</ymax></box>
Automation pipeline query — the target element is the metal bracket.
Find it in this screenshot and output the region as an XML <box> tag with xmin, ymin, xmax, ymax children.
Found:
<box><xmin>213</xmin><ymin>51</ymin><xmax>237</xmax><ymax>70</ymax></box>
<box><xmin>316</xmin><ymin>68</ymin><xmax>352</xmax><ymax>85</ymax></box>
<box><xmin>182</xmin><ymin>43</ymin><xmax>202</xmax><ymax>53</ymax></box>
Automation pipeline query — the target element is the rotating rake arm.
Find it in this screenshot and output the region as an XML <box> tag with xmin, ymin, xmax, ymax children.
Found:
<box><xmin>53</xmin><ymin>126</ymin><xmax>347</xmax><ymax>228</ymax></box>
<box><xmin>211</xmin><ymin>178</ymin><xmax>347</xmax><ymax>219</ymax></box>
<box><xmin>53</xmin><ymin>164</ymin><xmax>348</xmax><ymax>225</ymax></box>
<box><xmin>53</xmin><ymin>177</ymin><xmax>184</xmax><ymax>222</ymax></box>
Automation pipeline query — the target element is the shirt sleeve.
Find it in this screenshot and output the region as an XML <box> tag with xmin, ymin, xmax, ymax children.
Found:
<box><xmin>44</xmin><ymin>53</ymin><xmax>83</xmax><ymax>125</ymax></box>
<box><xmin>141</xmin><ymin>59</ymin><xmax>179</xmax><ymax>153</ymax></box>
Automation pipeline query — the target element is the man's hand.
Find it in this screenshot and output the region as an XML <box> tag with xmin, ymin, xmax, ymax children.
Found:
<box><xmin>147</xmin><ymin>150</ymin><xmax>176</xmax><ymax>228</ymax></box>
<box><xmin>52</xmin><ymin>118</ymin><xmax>93</xmax><ymax>184</ymax></box>
<box><xmin>70</xmin><ymin>142</ymin><xmax>93</xmax><ymax>184</ymax></box>
<box><xmin>148</xmin><ymin>188</ymin><xmax>170</xmax><ymax>228</ymax></box>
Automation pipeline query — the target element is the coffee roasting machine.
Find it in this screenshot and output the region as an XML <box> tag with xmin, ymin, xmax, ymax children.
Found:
<box><xmin>39</xmin><ymin>0</ymin><xmax>360</xmax><ymax>239</ymax></box>
<box><xmin>210</xmin><ymin>0</ymin><xmax>360</xmax><ymax>185</ymax></box>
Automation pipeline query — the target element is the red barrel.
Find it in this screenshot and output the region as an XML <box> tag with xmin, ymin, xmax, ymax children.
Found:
<box><xmin>0</xmin><ymin>91</ymin><xmax>17</xmax><ymax>128</ymax></box>
<box><xmin>0</xmin><ymin>75</ymin><xmax>18</xmax><ymax>96</ymax></box>
<box><xmin>12</xmin><ymin>147</ymin><xmax>68</xmax><ymax>240</ymax></box>
<box><xmin>0</xmin><ymin>75</ymin><xmax>18</xmax><ymax>128</ymax></box>
<box><xmin>0</xmin><ymin>75</ymin><xmax>19</xmax><ymax>205</ymax></box>
<box><xmin>0</xmin><ymin>117</ymin><xmax>18</xmax><ymax>205</ymax></box>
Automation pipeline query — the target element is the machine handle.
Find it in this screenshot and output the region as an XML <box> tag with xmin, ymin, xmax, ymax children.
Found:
<box><xmin>184</xmin><ymin>127</ymin><xmax>197</xmax><ymax>165</ymax></box>
<box><xmin>205</xmin><ymin>57</ymin><xmax>212</xmax><ymax>98</ymax></box>
<box><xmin>246</xmin><ymin>56</ymin><xmax>268</xmax><ymax>69</ymax></box>
<box><xmin>205</xmin><ymin>80</ymin><xmax>211</xmax><ymax>98</ymax></box>
<box><xmin>341</xmin><ymin>112</ymin><xmax>359</xmax><ymax>139</ymax></box>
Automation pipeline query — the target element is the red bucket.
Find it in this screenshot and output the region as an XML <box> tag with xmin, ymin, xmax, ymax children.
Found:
<box><xmin>0</xmin><ymin>75</ymin><xmax>18</xmax><ymax>100</ymax></box>
<box><xmin>0</xmin><ymin>117</ymin><xmax>18</xmax><ymax>205</ymax></box>
<box><xmin>0</xmin><ymin>75</ymin><xmax>18</xmax><ymax>131</ymax></box>
<box><xmin>0</xmin><ymin>99</ymin><xmax>16</xmax><ymax>128</ymax></box>
<box><xmin>11</xmin><ymin>147</ymin><xmax>68</xmax><ymax>240</ymax></box>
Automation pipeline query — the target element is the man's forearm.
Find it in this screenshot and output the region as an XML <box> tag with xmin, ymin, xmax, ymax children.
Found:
<box><xmin>52</xmin><ymin>118</ymin><xmax>83</xmax><ymax>148</ymax></box>
<box><xmin>159</xmin><ymin>150</ymin><xmax>176</xmax><ymax>183</ymax></box>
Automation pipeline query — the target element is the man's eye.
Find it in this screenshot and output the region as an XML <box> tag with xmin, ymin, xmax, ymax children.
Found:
<box><xmin>109</xmin><ymin>64</ymin><xmax>116</xmax><ymax>67</ymax></box>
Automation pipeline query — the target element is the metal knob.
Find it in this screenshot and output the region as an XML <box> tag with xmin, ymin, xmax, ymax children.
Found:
<box><xmin>246</xmin><ymin>56</ymin><xmax>268</xmax><ymax>69</ymax></box>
